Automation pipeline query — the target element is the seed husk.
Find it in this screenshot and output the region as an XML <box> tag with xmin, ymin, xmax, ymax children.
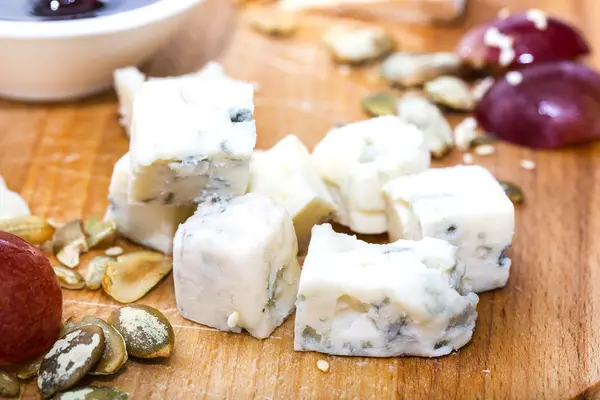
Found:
<box><xmin>322</xmin><ymin>26</ymin><xmax>393</xmax><ymax>64</ymax></box>
<box><xmin>61</xmin><ymin>315</ymin><xmax>128</xmax><ymax>376</ymax></box>
<box><xmin>381</xmin><ymin>52</ymin><xmax>462</xmax><ymax>87</ymax></box>
<box><xmin>38</xmin><ymin>326</ymin><xmax>105</xmax><ymax>398</ymax></box>
<box><xmin>499</xmin><ymin>180</ymin><xmax>524</xmax><ymax>204</ymax></box>
<box><xmin>84</xmin><ymin>216</ymin><xmax>117</xmax><ymax>249</ymax></box>
<box><xmin>248</xmin><ymin>11</ymin><xmax>298</xmax><ymax>37</ymax></box>
<box><xmin>0</xmin><ymin>370</ymin><xmax>20</xmax><ymax>397</ymax></box>
<box><xmin>16</xmin><ymin>355</ymin><xmax>44</xmax><ymax>380</ymax></box>
<box><xmin>53</xmin><ymin>266</ymin><xmax>86</xmax><ymax>290</ymax></box>
<box><xmin>469</xmin><ymin>134</ymin><xmax>497</xmax><ymax>148</ymax></box>
<box><xmin>85</xmin><ymin>256</ymin><xmax>115</xmax><ymax>290</ymax></box>
<box><xmin>0</xmin><ymin>215</ymin><xmax>54</xmax><ymax>245</ymax></box>
<box><xmin>102</xmin><ymin>252</ymin><xmax>173</xmax><ymax>304</ymax></box>
<box><xmin>361</xmin><ymin>92</ymin><xmax>398</xmax><ymax>117</ymax></box>
<box><xmin>108</xmin><ymin>305</ymin><xmax>175</xmax><ymax>359</ymax></box>
<box><xmin>424</xmin><ymin>76</ymin><xmax>475</xmax><ymax>111</ymax></box>
<box><xmin>52</xmin><ymin>386</ymin><xmax>130</xmax><ymax>400</ymax></box>
<box><xmin>53</xmin><ymin>219</ymin><xmax>88</xmax><ymax>268</ymax></box>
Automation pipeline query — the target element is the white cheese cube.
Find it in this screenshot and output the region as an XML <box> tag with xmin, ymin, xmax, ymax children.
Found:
<box><xmin>114</xmin><ymin>67</ymin><xmax>146</xmax><ymax>137</ymax></box>
<box><xmin>0</xmin><ymin>177</ymin><xmax>30</xmax><ymax>218</ymax></box>
<box><xmin>248</xmin><ymin>135</ymin><xmax>336</xmax><ymax>244</ymax></box>
<box><xmin>383</xmin><ymin>165</ymin><xmax>515</xmax><ymax>293</ymax></box>
<box><xmin>311</xmin><ymin>116</ymin><xmax>430</xmax><ymax>234</ymax></box>
<box><xmin>128</xmin><ymin>78</ymin><xmax>256</xmax><ymax>205</ymax></box>
<box><xmin>173</xmin><ymin>193</ymin><xmax>301</xmax><ymax>339</ymax></box>
<box><xmin>104</xmin><ymin>154</ymin><xmax>194</xmax><ymax>254</ymax></box>
<box><xmin>294</xmin><ymin>224</ymin><xmax>479</xmax><ymax>357</ymax></box>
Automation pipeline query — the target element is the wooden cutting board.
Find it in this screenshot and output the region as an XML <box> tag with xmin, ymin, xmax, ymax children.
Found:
<box><xmin>4</xmin><ymin>0</ymin><xmax>600</xmax><ymax>398</ymax></box>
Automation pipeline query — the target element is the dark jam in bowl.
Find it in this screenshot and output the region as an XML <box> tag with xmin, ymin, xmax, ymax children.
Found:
<box><xmin>0</xmin><ymin>0</ymin><xmax>161</xmax><ymax>21</ymax></box>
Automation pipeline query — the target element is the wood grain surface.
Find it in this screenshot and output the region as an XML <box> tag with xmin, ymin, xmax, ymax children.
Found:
<box><xmin>2</xmin><ymin>0</ymin><xmax>600</xmax><ymax>398</ymax></box>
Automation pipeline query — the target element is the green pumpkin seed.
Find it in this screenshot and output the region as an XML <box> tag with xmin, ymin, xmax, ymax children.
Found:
<box><xmin>84</xmin><ymin>216</ymin><xmax>117</xmax><ymax>249</ymax></box>
<box><xmin>499</xmin><ymin>180</ymin><xmax>524</xmax><ymax>204</ymax></box>
<box><xmin>469</xmin><ymin>135</ymin><xmax>497</xmax><ymax>148</ymax></box>
<box><xmin>361</xmin><ymin>92</ymin><xmax>398</xmax><ymax>117</ymax></box>
<box><xmin>424</xmin><ymin>76</ymin><xmax>475</xmax><ymax>111</ymax></box>
<box><xmin>38</xmin><ymin>326</ymin><xmax>105</xmax><ymax>398</ymax></box>
<box><xmin>53</xmin><ymin>266</ymin><xmax>86</xmax><ymax>290</ymax></box>
<box><xmin>61</xmin><ymin>316</ymin><xmax>128</xmax><ymax>376</ymax></box>
<box><xmin>52</xmin><ymin>386</ymin><xmax>130</xmax><ymax>400</ymax></box>
<box><xmin>85</xmin><ymin>256</ymin><xmax>115</xmax><ymax>290</ymax></box>
<box><xmin>53</xmin><ymin>219</ymin><xmax>88</xmax><ymax>268</ymax></box>
<box><xmin>0</xmin><ymin>370</ymin><xmax>19</xmax><ymax>397</ymax></box>
<box><xmin>108</xmin><ymin>305</ymin><xmax>174</xmax><ymax>359</ymax></box>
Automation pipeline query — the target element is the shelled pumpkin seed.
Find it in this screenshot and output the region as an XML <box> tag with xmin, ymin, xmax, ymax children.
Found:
<box><xmin>0</xmin><ymin>215</ymin><xmax>54</xmax><ymax>245</ymax></box>
<box><xmin>52</xmin><ymin>219</ymin><xmax>88</xmax><ymax>268</ymax></box>
<box><xmin>53</xmin><ymin>266</ymin><xmax>86</xmax><ymax>290</ymax></box>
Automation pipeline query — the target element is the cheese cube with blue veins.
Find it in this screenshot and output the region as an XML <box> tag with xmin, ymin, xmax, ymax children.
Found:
<box><xmin>382</xmin><ymin>165</ymin><xmax>515</xmax><ymax>293</ymax></box>
<box><xmin>248</xmin><ymin>135</ymin><xmax>336</xmax><ymax>244</ymax></box>
<box><xmin>311</xmin><ymin>116</ymin><xmax>430</xmax><ymax>235</ymax></box>
<box><xmin>294</xmin><ymin>223</ymin><xmax>479</xmax><ymax>357</ymax></box>
<box><xmin>104</xmin><ymin>154</ymin><xmax>195</xmax><ymax>254</ymax></box>
<box><xmin>173</xmin><ymin>193</ymin><xmax>301</xmax><ymax>339</ymax></box>
<box><xmin>128</xmin><ymin>77</ymin><xmax>256</xmax><ymax>206</ymax></box>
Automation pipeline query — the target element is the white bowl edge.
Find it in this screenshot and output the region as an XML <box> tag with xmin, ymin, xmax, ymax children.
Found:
<box><xmin>0</xmin><ymin>0</ymin><xmax>205</xmax><ymax>38</ymax></box>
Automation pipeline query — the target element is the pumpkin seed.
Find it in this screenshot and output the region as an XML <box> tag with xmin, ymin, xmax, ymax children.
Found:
<box><xmin>85</xmin><ymin>256</ymin><xmax>115</xmax><ymax>290</ymax></box>
<box><xmin>424</xmin><ymin>76</ymin><xmax>475</xmax><ymax>111</ymax></box>
<box><xmin>471</xmin><ymin>77</ymin><xmax>495</xmax><ymax>102</ymax></box>
<box><xmin>469</xmin><ymin>135</ymin><xmax>497</xmax><ymax>148</ymax></box>
<box><xmin>361</xmin><ymin>92</ymin><xmax>398</xmax><ymax>117</ymax></box>
<box><xmin>84</xmin><ymin>216</ymin><xmax>117</xmax><ymax>249</ymax></box>
<box><xmin>248</xmin><ymin>12</ymin><xmax>298</xmax><ymax>37</ymax></box>
<box><xmin>0</xmin><ymin>370</ymin><xmax>19</xmax><ymax>397</ymax></box>
<box><xmin>53</xmin><ymin>266</ymin><xmax>86</xmax><ymax>290</ymax></box>
<box><xmin>108</xmin><ymin>305</ymin><xmax>174</xmax><ymax>359</ymax></box>
<box><xmin>381</xmin><ymin>52</ymin><xmax>462</xmax><ymax>87</ymax></box>
<box><xmin>102</xmin><ymin>252</ymin><xmax>173</xmax><ymax>304</ymax></box>
<box><xmin>52</xmin><ymin>386</ymin><xmax>130</xmax><ymax>400</ymax></box>
<box><xmin>38</xmin><ymin>326</ymin><xmax>105</xmax><ymax>398</ymax></box>
<box><xmin>322</xmin><ymin>26</ymin><xmax>393</xmax><ymax>64</ymax></box>
<box><xmin>53</xmin><ymin>219</ymin><xmax>88</xmax><ymax>268</ymax></box>
<box><xmin>0</xmin><ymin>215</ymin><xmax>54</xmax><ymax>245</ymax></box>
<box><xmin>16</xmin><ymin>355</ymin><xmax>43</xmax><ymax>380</ymax></box>
<box><xmin>61</xmin><ymin>316</ymin><xmax>128</xmax><ymax>376</ymax></box>
<box><xmin>499</xmin><ymin>180</ymin><xmax>524</xmax><ymax>204</ymax></box>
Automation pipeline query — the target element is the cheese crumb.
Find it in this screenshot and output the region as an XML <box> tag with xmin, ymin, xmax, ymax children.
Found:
<box><xmin>454</xmin><ymin>117</ymin><xmax>478</xmax><ymax>152</ymax></box>
<box><xmin>227</xmin><ymin>311</ymin><xmax>240</xmax><ymax>328</ymax></box>
<box><xmin>484</xmin><ymin>27</ymin><xmax>515</xmax><ymax>67</ymax></box>
<box><xmin>497</xmin><ymin>7</ymin><xmax>510</xmax><ymax>19</ymax></box>
<box><xmin>317</xmin><ymin>360</ymin><xmax>330</xmax><ymax>372</ymax></box>
<box><xmin>520</xmin><ymin>159</ymin><xmax>536</xmax><ymax>170</ymax></box>
<box><xmin>526</xmin><ymin>9</ymin><xmax>548</xmax><ymax>30</ymax></box>
<box><xmin>105</xmin><ymin>246</ymin><xmax>124</xmax><ymax>256</ymax></box>
<box><xmin>462</xmin><ymin>153</ymin><xmax>474</xmax><ymax>165</ymax></box>
<box><xmin>505</xmin><ymin>71</ymin><xmax>523</xmax><ymax>86</ymax></box>
<box><xmin>474</xmin><ymin>144</ymin><xmax>495</xmax><ymax>156</ymax></box>
<box><xmin>483</xmin><ymin>369</ymin><xmax>491</xmax><ymax>374</ymax></box>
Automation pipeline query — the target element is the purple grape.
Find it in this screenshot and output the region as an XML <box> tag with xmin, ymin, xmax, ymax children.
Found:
<box><xmin>33</xmin><ymin>0</ymin><xmax>102</xmax><ymax>17</ymax></box>
<box><xmin>475</xmin><ymin>61</ymin><xmax>600</xmax><ymax>149</ymax></box>
<box><xmin>457</xmin><ymin>11</ymin><xmax>590</xmax><ymax>73</ymax></box>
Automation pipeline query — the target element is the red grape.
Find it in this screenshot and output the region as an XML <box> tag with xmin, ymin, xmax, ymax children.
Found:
<box><xmin>475</xmin><ymin>61</ymin><xmax>600</xmax><ymax>149</ymax></box>
<box><xmin>33</xmin><ymin>0</ymin><xmax>102</xmax><ymax>17</ymax></box>
<box><xmin>0</xmin><ymin>232</ymin><xmax>63</xmax><ymax>366</ymax></box>
<box><xmin>457</xmin><ymin>11</ymin><xmax>589</xmax><ymax>72</ymax></box>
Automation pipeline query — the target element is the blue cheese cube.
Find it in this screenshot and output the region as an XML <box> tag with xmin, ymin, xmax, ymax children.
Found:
<box><xmin>128</xmin><ymin>77</ymin><xmax>256</xmax><ymax>206</ymax></box>
<box><xmin>114</xmin><ymin>67</ymin><xmax>146</xmax><ymax>137</ymax></box>
<box><xmin>173</xmin><ymin>193</ymin><xmax>301</xmax><ymax>339</ymax></box>
<box><xmin>248</xmin><ymin>135</ymin><xmax>336</xmax><ymax>245</ymax></box>
<box><xmin>104</xmin><ymin>154</ymin><xmax>194</xmax><ymax>254</ymax></box>
<box><xmin>383</xmin><ymin>165</ymin><xmax>515</xmax><ymax>293</ymax></box>
<box><xmin>294</xmin><ymin>224</ymin><xmax>479</xmax><ymax>357</ymax></box>
<box><xmin>311</xmin><ymin>116</ymin><xmax>430</xmax><ymax>234</ymax></box>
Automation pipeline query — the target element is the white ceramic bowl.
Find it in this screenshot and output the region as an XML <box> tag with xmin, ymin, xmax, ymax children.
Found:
<box><xmin>0</xmin><ymin>0</ymin><xmax>205</xmax><ymax>101</ymax></box>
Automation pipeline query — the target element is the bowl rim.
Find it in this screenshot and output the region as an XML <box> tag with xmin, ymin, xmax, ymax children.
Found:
<box><xmin>0</xmin><ymin>0</ymin><xmax>205</xmax><ymax>39</ymax></box>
